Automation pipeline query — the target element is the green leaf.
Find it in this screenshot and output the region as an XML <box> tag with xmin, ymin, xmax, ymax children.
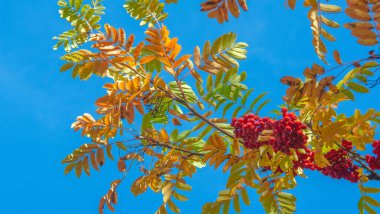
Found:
<box><xmin>215</xmin><ymin>71</ymin><xmax>223</xmax><ymax>88</ymax></box>
<box><xmin>341</xmin><ymin>89</ymin><xmax>355</xmax><ymax>100</ymax></box>
<box><xmin>366</xmin><ymin>196</ymin><xmax>380</xmax><ymax>207</ymax></box>
<box><xmin>250</xmin><ymin>92</ymin><xmax>268</xmax><ymax>110</ymax></box>
<box><xmin>222</xmin><ymin>200</ymin><xmax>231</xmax><ymax>214</ymax></box>
<box><xmin>168</xmin><ymin>81</ymin><xmax>198</xmax><ymax>103</ymax></box>
<box><xmin>278</xmin><ymin>192</ymin><xmax>296</xmax><ymax>202</ymax></box>
<box><xmin>116</xmin><ymin>142</ymin><xmax>127</xmax><ymax>151</ymax></box>
<box><xmin>241</xmin><ymin>188</ymin><xmax>250</xmax><ymax>205</ymax></box>
<box><xmin>60</xmin><ymin>63</ymin><xmax>74</xmax><ymax>72</ymax></box>
<box><xmin>255</xmin><ymin>99</ymin><xmax>271</xmax><ymax>115</ymax></box>
<box><xmin>364</xmin><ymin>204</ymin><xmax>376</xmax><ymax>214</ymax></box>
<box><xmin>223</xmin><ymin>102</ymin><xmax>234</xmax><ymax>118</ymax></box>
<box><xmin>347</xmin><ymin>82</ymin><xmax>369</xmax><ymax>93</ymax></box>
<box><xmin>177</xmin><ymin>130</ymin><xmax>191</xmax><ymax>141</ymax></box>
<box><xmin>170</xmin><ymin>129</ymin><xmax>179</xmax><ymax>142</ymax></box>
<box><xmin>363</xmin><ymin>61</ymin><xmax>379</xmax><ymax>68</ymax></box>
<box><xmin>363</xmin><ymin>187</ymin><xmax>380</xmax><ymax>194</ymax></box>
<box><xmin>106</xmin><ymin>145</ymin><xmax>114</xmax><ymax>160</ymax></box>
<box><xmin>241</xmin><ymin>89</ymin><xmax>253</xmax><ymax>105</ymax></box>
<box><xmin>75</xmin><ymin>0</ymin><xmax>83</xmax><ymax>10</ymax></box>
<box><xmin>232</xmin><ymin>106</ymin><xmax>243</xmax><ymax>118</ymax></box>
<box><xmin>124</xmin><ymin>0</ymin><xmax>168</xmax><ymax>26</ymax></box>
<box><xmin>142</xmin><ymin>112</ymin><xmax>154</xmax><ymax>131</ymax></box>
<box><xmin>207</xmin><ymin>75</ymin><xmax>213</xmax><ymax>92</ymax></box>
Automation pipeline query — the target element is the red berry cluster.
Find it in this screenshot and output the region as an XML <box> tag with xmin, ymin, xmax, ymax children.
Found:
<box><xmin>294</xmin><ymin>148</ymin><xmax>317</xmax><ymax>171</ymax></box>
<box><xmin>319</xmin><ymin>140</ymin><xmax>360</xmax><ymax>183</ymax></box>
<box><xmin>231</xmin><ymin>114</ymin><xmax>274</xmax><ymax>149</ymax></box>
<box><xmin>231</xmin><ymin>109</ymin><xmax>361</xmax><ymax>182</ymax></box>
<box><xmin>272</xmin><ymin>108</ymin><xmax>308</xmax><ymax>155</ymax></box>
<box><xmin>231</xmin><ymin>108</ymin><xmax>307</xmax><ymax>154</ymax></box>
<box><xmin>365</xmin><ymin>140</ymin><xmax>380</xmax><ymax>170</ymax></box>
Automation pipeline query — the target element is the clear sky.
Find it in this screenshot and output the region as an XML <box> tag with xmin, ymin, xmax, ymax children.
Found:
<box><xmin>0</xmin><ymin>0</ymin><xmax>379</xmax><ymax>213</ymax></box>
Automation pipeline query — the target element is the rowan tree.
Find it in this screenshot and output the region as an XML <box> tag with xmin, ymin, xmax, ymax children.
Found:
<box><xmin>55</xmin><ymin>0</ymin><xmax>380</xmax><ymax>213</ymax></box>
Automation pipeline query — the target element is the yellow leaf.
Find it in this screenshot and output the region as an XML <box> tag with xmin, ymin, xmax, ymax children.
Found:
<box><xmin>160</xmin><ymin>129</ymin><xmax>169</xmax><ymax>142</ymax></box>
<box><xmin>320</xmin><ymin>3</ymin><xmax>341</xmax><ymax>12</ymax></box>
<box><xmin>321</xmin><ymin>28</ymin><xmax>336</xmax><ymax>41</ymax></box>
<box><xmin>194</xmin><ymin>46</ymin><xmax>201</xmax><ymax>66</ymax></box>
<box><xmin>167</xmin><ymin>199</ymin><xmax>181</xmax><ymax>213</ymax></box>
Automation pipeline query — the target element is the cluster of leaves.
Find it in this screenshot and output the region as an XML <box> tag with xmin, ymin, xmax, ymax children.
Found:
<box><xmin>54</xmin><ymin>0</ymin><xmax>105</xmax><ymax>51</ymax></box>
<box><xmin>124</xmin><ymin>0</ymin><xmax>168</xmax><ymax>27</ymax></box>
<box><xmin>200</xmin><ymin>0</ymin><xmax>248</xmax><ymax>24</ymax></box>
<box><xmin>344</xmin><ymin>0</ymin><xmax>380</xmax><ymax>46</ymax></box>
<box><xmin>55</xmin><ymin>0</ymin><xmax>380</xmax><ymax>214</ymax></box>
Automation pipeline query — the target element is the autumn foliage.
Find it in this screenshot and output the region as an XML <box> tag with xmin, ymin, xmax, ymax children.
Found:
<box><xmin>55</xmin><ymin>0</ymin><xmax>380</xmax><ymax>213</ymax></box>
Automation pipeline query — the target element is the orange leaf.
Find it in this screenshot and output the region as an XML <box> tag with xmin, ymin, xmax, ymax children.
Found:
<box><xmin>111</xmin><ymin>56</ymin><xmax>134</xmax><ymax>63</ymax></box>
<box><xmin>134</xmin><ymin>99</ymin><xmax>145</xmax><ymax>115</ymax></box>
<box><xmin>133</xmin><ymin>42</ymin><xmax>144</xmax><ymax>59</ymax></box>
<box><xmin>126</xmin><ymin>102</ymin><xmax>135</xmax><ymax>124</ymax></box>
<box><xmin>125</xmin><ymin>34</ymin><xmax>135</xmax><ymax>52</ymax></box>
<box><xmin>140</xmin><ymin>55</ymin><xmax>157</xmax><ymax>64</ymax></box>
<box><xmin>173</xmin><ymin>54</ymin><xmax>191</xmax><ymax>68</ymax></box>
<box><xmin>160</xmin><ymin>129</ymin><xmax>169</xmax><ymax>142</ymax></box>
<box><xmin>172</xmin><ymin>118</ymin><xmax>182</xmax><ymax>126</ymax></box>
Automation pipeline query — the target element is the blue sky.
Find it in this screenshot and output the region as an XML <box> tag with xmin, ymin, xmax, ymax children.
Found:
<box><xmin>0</xmin><ymin>0</ymin><xmax>379</xmax><ymax>213</ymax></box>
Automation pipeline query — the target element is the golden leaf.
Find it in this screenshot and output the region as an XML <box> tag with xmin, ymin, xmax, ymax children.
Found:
<box><xmin>319</xmin><ymin>3</ymin><xmax>341</xmax><ymax>13</ymax></box>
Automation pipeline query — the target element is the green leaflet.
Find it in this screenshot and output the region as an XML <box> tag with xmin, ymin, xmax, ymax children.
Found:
<box><xmin>196</xmin><ymin>33</ymin><xmax>248</xmax><ymax>74</ymax></box>
<box><xmin>347</xmin><ymin>82</ymin><xmax>369</xmax><ymax>93</ymax></box>
<box><xmin>168</xmin><ymin>81</ymin><xmax>198</xmax><ymax>103</ymax></box>
<box><xmin>54</xmin><ymin>0</ymin><xmax>105</xmax><ymax>51</ymax></box>
<box><xmin>124</xmin><ymin>0</ymin><xmax>168</xmax><ymax>27</ymax></box>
